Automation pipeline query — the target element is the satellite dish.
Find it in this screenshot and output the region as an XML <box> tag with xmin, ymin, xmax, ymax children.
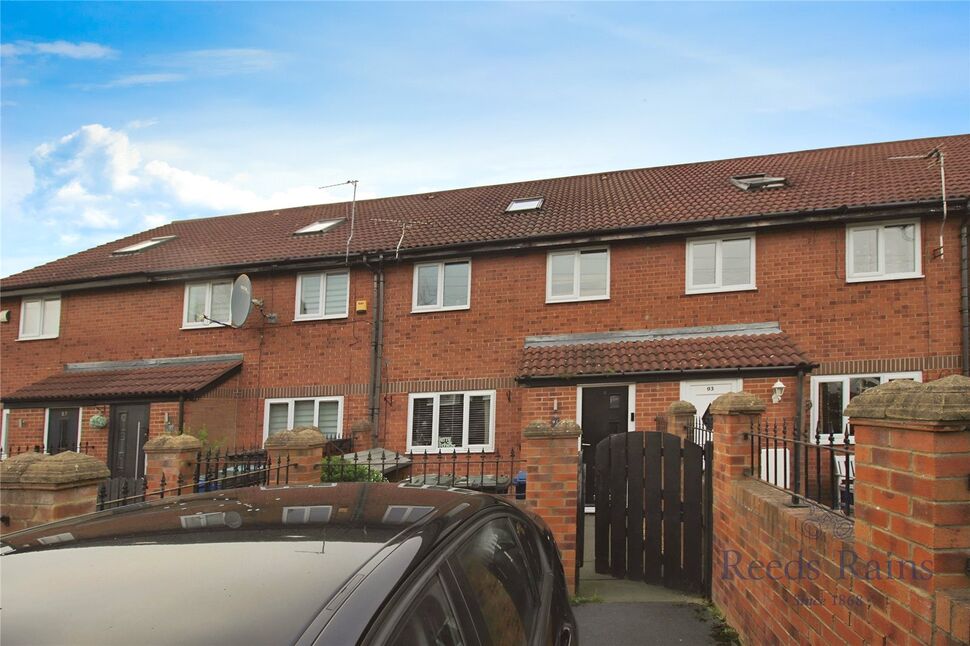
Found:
<box><xmin>230</xmin><ymin>274</ymin><xmax>253</xmax><ymax>328</ymax></box>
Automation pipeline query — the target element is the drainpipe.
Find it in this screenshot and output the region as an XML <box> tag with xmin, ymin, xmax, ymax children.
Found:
<box><xmin>961</xmin><ymin>217</ymin><xmax>969</xmax><ymax>376</ymax></box>
<box><xmin>367</xmin><ymin>255</ymin><xmax>386</xmax><ymax>444</ymax></box>
<box><xmin>790</xmin><ymin>366</ymin><xmax>806</xmax><ymax>507</ymax></box>
<box><xmin>178</xmin><ymin>395</ymin><xmax>185</xmax><ymax>435</ymax></box>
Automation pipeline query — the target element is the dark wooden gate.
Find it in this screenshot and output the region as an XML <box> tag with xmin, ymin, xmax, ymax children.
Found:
<box><xmin>594</xmin><ymin>431</ymin><xmax>713</xmax><ymax>595</ymax></box>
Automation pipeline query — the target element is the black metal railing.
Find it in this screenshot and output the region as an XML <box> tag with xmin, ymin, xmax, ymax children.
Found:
<box><xmin>685</xmin><ymin>417</ymin><xmax>713</xmax><ymax>446</ymax></box>
<box><xmin>2</xmin><ymin>441</ymin><xmax>96</xmax><ymax>460</ymax></box>
<box><xmin>320</xmin><ymin>447</ymin><xmax>525</xmax><ymax>499</ymax></box>
<box><xmin>748</xmin><ymin>418</ymin><xmax>855</xmax><ymax>518</ymax></box>
<box><xmin>97</xmin><ymin>448</ymin><xmax>290</xmax><ymax>511</ymax></box>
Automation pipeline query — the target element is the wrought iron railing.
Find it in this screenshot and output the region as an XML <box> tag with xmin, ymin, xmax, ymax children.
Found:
<box><xmin>321</xmin><ymin>447</ymin><xmax>525</xmax><ymax>499</ymax></box>
<box><xmin>748</xmin><ymin>418</ymin><xmax>855</xmax><ymax>518</ymax></box>
<box><xmin>685</xmin><ymin>417</ymin><xmax>713</xmax><ymax>446</ymax></box>
<box><xmin>2</xmin><ymin>441</ymin><xmax>96</xmax><ymax>460</ymax></box>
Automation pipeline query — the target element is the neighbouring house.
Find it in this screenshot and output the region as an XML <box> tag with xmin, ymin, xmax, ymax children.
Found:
<box><xmin>1</xmin><ymin>135</ymin><xmax>967</xmax><ymax>484</ymax></box>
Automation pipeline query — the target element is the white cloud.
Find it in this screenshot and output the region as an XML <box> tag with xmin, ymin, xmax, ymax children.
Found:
<box><xmin>81</xmin><ymin>73</ymin><xmax>185</xmax><ymax>90</ymax></box>
<box><xmin>1</xmin><ymin>40</ymin><xmax>116</xmax><ymax>59</ymax></box>
<box><xmin>158</xmin><ymin>48</ymin><xmax>280</xmax><ymax>75</ymax></box>
<box><xmin>17</xmin><ymin>124</ymin><xmax>335</xmax><ymax>251</ymax></box>
<box><xmin>125</xmin><ymin>118</ymin><xmax>159</xmax><ymax>130</ymax></box>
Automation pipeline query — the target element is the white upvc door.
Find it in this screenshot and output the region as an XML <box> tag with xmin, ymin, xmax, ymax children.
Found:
<box><xmin>679</xmin><ymin>378</ymin><xmax>743</xmax><ymax>428</ymax></box>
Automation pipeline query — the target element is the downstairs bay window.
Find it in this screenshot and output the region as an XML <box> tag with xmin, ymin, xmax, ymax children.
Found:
<box><xmin>407</xmin><ymin>391</ymin><xmax>495</xmax><ymax>452</ymax></box>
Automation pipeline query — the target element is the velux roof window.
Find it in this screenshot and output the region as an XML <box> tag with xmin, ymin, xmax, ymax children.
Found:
<box><xmin>294</xmin><ymin>219</ymin><xmax>342</xmax><ymax>235</ymax></box>
<box><xmin>112</xmin><ymin>235</ymin><xmax>176</xmax><ymax>255</ymax></box>
<box><xmin>506</xmin><ymin>197</ymin><xmax>544</xmax><ymax>212</ymax></box>
<box><xmin>729</xmin><ymin>174</ymin><xmax>788</xmax><ymax>191</ymax></box>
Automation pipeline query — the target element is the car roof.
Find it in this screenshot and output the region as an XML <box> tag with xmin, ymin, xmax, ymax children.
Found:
<box><xmin>0</xmin><ymin>482</ymin><xmax>503</xmax><ymax>646</ymax></box>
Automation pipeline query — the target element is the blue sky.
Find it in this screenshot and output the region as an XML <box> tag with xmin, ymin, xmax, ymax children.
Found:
<box><xmin>2</xmin><ymin>1</ymin><xmax>968</xmax><ymax>278</ymax></box>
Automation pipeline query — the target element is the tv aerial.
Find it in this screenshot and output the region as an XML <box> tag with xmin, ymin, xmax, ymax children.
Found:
<box><xmin>199</xmin><ymin>274</ymin><xmax>277</xmax><ymax>327</ymax></box>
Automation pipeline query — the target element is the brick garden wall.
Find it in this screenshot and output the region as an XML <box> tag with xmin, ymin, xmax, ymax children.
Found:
<box><xmin>710</xmin><ymin>379</ymin><xmax>970</xmax><ymax>645</ymax></box>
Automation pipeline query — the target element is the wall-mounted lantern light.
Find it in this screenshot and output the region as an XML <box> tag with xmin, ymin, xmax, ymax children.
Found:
<box><xmin>771</xmin><ymin>380</ymin><xmax>786</xmax><ymax>404</ymax></box>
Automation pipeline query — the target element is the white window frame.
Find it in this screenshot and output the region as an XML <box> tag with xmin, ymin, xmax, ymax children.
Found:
<box><xmin>406</xmin><ymin>390</ymin><xmax>496</xmax><ymax>453</ymax></box>
<box><xmin>545</xmin><ymin>247</ymin><xmax>610</xmax><ymax>303</ymax></box>
<box><xmin>294</xmin><ymin>270</ymin><xmax>350</xmax><ymax>321</ymax></box>
<box><xmin>809</xmin><ymin>371</ymin><xmax>922</xmax><ymax>443</ymax></box>
<box><xmin>262</xmin><ymin>396</ymin><xmax>344</xmax><ymax>443</ymax></box>
<box><xmin>845</xmin><ymin>219</ymin><xmax>923</xmax><ymax>283</ymax></box>
<box><xmin>18</xmin><ymin>294</ymin><xmax>61</xmax><ymax>340</ymax></box>
<box><xmin>411</xmin><ymin>259</ymin><xmax>472</xmax><ymax>313</ymax></box>
<box><xmin>685</xmin><ymin>234</ymin><xmax>756</xmax><ymax>295</ymax></box>
<box><xmin>181</xmin><ymin>280</ymin><xmax>233</xmax><ymax>329</ymax></box>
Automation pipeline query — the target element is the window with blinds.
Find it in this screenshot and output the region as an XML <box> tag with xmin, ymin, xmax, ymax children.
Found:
<box><xmin>407</xmin><ymin>391</ymin><xmax>495</xmax><ymax>452</ymax></box>
<box><xmin>263</xmin><ymin>397</ymin><xmax>343</xmax><ymax>440</ymax></box>
<box><xmin>295</xmin><ymin>271</ymin><xmax>350</xmax><ymax>320</ymax></box>
<box><xmin>182</xmin><ymin>280</ymin><xmax>233</xmax><ymax>328</ymax></box>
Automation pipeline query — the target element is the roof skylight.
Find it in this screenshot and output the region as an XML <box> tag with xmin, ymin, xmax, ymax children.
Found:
<box><xmin>730</xmin><ymin>174</ymin><xmax>788</xmax><ymax>191</ymax></box>
<box><xmin>506</xmin><ymin>197</ymin><xmax>544</xmax><ymax>212</ymax></box>
<box><xmin>294</xmin><ymin>219</ymin><xmax>342</xmax><ymax>235</ymax></box>
<box><xmin>112</xmin><ymin>235</ymin><xmax>176</xmax><ymax>255</ymax></box>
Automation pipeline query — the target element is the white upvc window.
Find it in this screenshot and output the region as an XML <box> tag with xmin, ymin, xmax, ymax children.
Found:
<box><xmin>295</xmin><ymin>271</ymin><xmax>350</xmax><ymax>320</ymax></box>
<box><xmin>412</xmin><ymin>260</ymin><xmax>471</xmax><ymax>312</ymax></box>
<box><xmin>846</xmin><ymin>220</ymin><xmax>922</xmax><ymax>282</ymax></box>
<box><xmin>19</xmin><ymin>294</ymin><xmax>61</xmax><ymax>340</ymax></box>
<box><xmin>263</xmin><ymin>396</ymin><xmax>344</xmax><ymax>442</ymax></box>
<box><xmin>810</xmin><ymin>371</ymin><xmax>922</xmax><ymax>442</ymax></box>
<box><xmin>546</xmin><ymin>247</ymin><xmax>610</xmax><ymax>303</ymax></box>
<box><xmin>685</xmin><ymin>235</ymin><xmax>756</xmax><ymax>294</ymax></box>
<box><xmin>407</xmin><ymin>390</ymin><xmax>496</xmax><ymax>453</ymax></box>
<box><xmin>182</xmin><ymin>280</ymin><xmax>232</xmax><ymax>328</ymax></box>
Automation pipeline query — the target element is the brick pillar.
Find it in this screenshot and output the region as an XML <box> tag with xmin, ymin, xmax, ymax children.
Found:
<box><xmin>710</xmin><ymin>392</ymin><xmax>765</xmax><ymax>489</ymax></box>
<box><xmin>845</xmin><ymin>375</ymin><xmax>970</xmax><ymax>644</ymax></box>
<box><xmin>265</xmin><ymin>427</ymin><xmax>327</xmax><ymax>484</ymax></box>
<box><xmin>667</xmin><ymin>400</ymin><xmax>697</xmax><ymax>442</ymax></box>
<box><xmin>0</xmin><ymin>451</ymin><xmax>110</xmax><ymax>532</ymax></box>
<box><xmin>143</xmin><ymin>434</ymin><xmax>201</xmax><ymax>494</ymax></box>
<box><xmin>521</xmin><ymin>419</ymin><xmax>581</xmax><ymax>594</ymax></box>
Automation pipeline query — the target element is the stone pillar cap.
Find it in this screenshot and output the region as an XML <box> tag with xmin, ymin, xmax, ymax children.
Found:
<box><xmin>0</xmin><ymin>451</ymin><xmax>110</xmax><ymax>485</ymax></box>
<box><xmin>709</xmin><ymin>392</ymin><xmax>766</xmax><ymax>415</ymax></box>
<box><xmin>845</xmin><ymin>374</ymin><xmax>970</xmax><ymax>422</ymax></box>
<box><xmin>524</xmin><ymin>420</ymin><xmax>582</xmax><ymax>438</ymax></box>
<box><xmin>264</xmin><ymin>427</ymin><xmax>327</xmax><ymax>449</ymax></box>
<box><xmin>667</xmin><ymin>400</ymin><xmax>697</xmax><ymax>415</ymax></box>
<box><xmin>143</xmin><ymin>434</ymin><xmax>202</xmax><ymax>452</ymax></box>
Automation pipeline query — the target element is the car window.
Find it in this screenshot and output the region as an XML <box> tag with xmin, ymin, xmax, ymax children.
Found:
<box><xmin>450</xmin><ymin>517</ymin><xmax>539</xmax><ymax>646</ymax></box>
<box><xmin>388</xmin><ymin>574</ymin><xmax>466</xmax><ymax>646</ymax></box>
<box><xmin>510</xmin><ymin>517</ymin><xmax>545</xmax><ymax>590</ymax></box>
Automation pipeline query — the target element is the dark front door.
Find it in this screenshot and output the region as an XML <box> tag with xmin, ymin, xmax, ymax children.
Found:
<box><xmin>581</xmin><ymin>386</ymin><xmax>628</xmax><ymax>505</ymax></box>
<box><xmin>47</xmin><ymin>408</ymin><xmax>79</xmax><ymax>454</ymax></box>
<box><xmin>109</xmin><ymin>404</ymin><xmax>149</xmax><ymax>478</ymax></box>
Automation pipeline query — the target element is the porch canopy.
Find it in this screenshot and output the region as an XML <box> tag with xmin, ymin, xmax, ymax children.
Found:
<box><xmin>518</xmin><ymin>322</ymin><xmax>813</xmax><ymax>382</ymax></box>
<box><xmin>2</xmin><ymin>354</ymin><xmax>242</xmax><ymax>405</ymax></box>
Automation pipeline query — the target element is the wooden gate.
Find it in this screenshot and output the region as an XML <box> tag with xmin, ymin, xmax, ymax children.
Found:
<box><xmin>594</xmin><ymin>431</ymin><xmax>713</xmax><ymax>595</ymax></box>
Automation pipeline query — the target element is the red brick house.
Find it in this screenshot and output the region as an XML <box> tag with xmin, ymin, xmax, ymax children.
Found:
<box><xmin>1</xmin><ymin>135</ymin><xmax>967</xmax><ymax>481</ymax></box>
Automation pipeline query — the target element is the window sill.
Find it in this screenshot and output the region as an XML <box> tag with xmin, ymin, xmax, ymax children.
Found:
<box><xmin>410</xmin><ymin>305</ymin><xmax>471</xmax><ymax>314</ymax></box>
<box><xmin>545</xmin><ymin>295</ymin><xmax>610</xmax><ymax>304</ymax></box>
<box><xmin>845</xmin><ymin>274</ymin><xmax>924</xmax><ymax>284</ymax></box>
<box><xmin>17</xmin><ymin>334</ymin><xmax>59</xmax><ymax>341</ymax></box>
<box><xmin>405</xmin><ymin>447</ymin><xmax>495</xmax><ymax>455</ymax></box>
<box><xmin>180</xmin><ymin>324</ymin><xmax>230</xmax><ymax>330</ymax></box>
<box><xmin>684</xmin><ymin>285</ymin><xmax>757</xmax><ymax>296</ymax></box>
<box><xmin>293</xmin><ymin>314</ymin><xmax>349</xmax><ymax>322</ymax></box>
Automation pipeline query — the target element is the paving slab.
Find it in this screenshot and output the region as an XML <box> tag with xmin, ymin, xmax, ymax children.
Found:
<box><xmin>573</xmin><ymin>602</ymin><xmax>721</xmax><ymax>646</ymax></box>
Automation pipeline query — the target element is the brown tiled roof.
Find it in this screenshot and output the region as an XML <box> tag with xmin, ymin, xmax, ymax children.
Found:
<box><xmin>518</xmin><ymin>328</ymin><xmax>812</xmax><ymax>379</ymax></box>
<box><xmin>1</xmin><ymin>358</ymin><xmax>241</xmax><ymax>403</ymax></box>
<box><xmin>3</xmin><ymin>135</ymin><xmax>967</xmax><ymax>290</ymax></box>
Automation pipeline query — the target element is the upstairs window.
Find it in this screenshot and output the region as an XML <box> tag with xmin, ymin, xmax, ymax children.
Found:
<box><xmin>846</xmin><ymin>220</ymin><xmax>921</xmax><ymax>282</ymax></box>
<box><xmin>686</xmin><ymin>235</ymin><xmax>756</xmax><ymax>294</ymax></box>
<box><xmin>19</xmin><ymin>295</ymin><xmax>61</xmax><ymax>340</ymax></box>
<box><xmin>183</xmin><ymin>280</ymin><xmax>232</xmax><ymax>328</ymax></box>
<box><xmin>412</xmin><ymin>260</ymin><xmax>471</xmax><ymax>312</ymax></box>
<box><xmin>546</xmin><ymin>247</ymin><xmax>609</xmax><ymax>303</ymax></box>
<box><xmin>263</xmin><ymin>396</ymin><xmax>343</xmax><ymax>441</ymax></box>
<box><xmin>295</xmin><ymin>271</ymin><xmax>349</xmax><ymax>320</ymax></box>
<box><xmin>729</xmin><ymin>174</ymin><xmax>788</xmax><ymax>191</ymax></box>
<box><xmin>112</xmin><ymin>235</ymin><xmax>176</xmax><ymax>255</ymax></box>
<box><xmin>408</xmin><ymin>391</ymin><xmax>495</xmax><ymax>452</ymax></box>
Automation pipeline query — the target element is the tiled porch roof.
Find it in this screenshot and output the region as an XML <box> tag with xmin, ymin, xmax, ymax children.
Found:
<box><xmin>518</xmin><ymin>323</ymin><xmax>813</xmax><ymax>380</ymax></box>
<box><xmin>2</xmin><ymin>355</ymin><xmax>242</xmax><ymax>404</ymax></box>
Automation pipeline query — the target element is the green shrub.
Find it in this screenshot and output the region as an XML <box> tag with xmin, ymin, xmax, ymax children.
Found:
<box><xmin>320</xmin><ymin>456</ymin><xmax>386</xmax><ymax>483</ymax></box>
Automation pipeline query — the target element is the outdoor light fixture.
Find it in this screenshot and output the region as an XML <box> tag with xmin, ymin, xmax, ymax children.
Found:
<box><xmin>772</xmin><ymin>380</ymin><xmax>786</xmax><ymax>404</ymax></box>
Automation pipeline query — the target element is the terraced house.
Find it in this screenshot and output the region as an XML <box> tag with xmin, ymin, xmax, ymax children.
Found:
<box><xmin>1</xmin><ymin>135</ymin><xmax>968</xmax><ymax>484</ymax></box>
